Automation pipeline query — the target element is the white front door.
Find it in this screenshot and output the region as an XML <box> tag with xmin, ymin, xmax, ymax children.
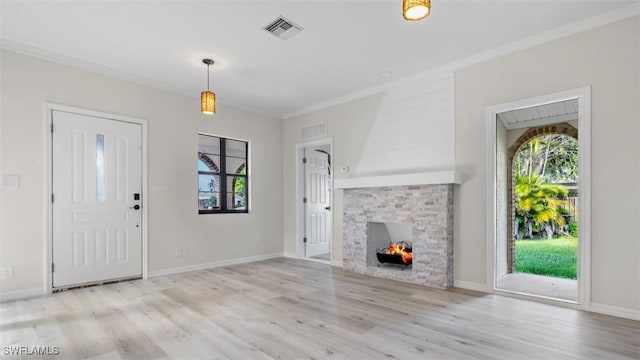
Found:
<box><xmin>52</xmin><ymin>110</ymin><xmax>142</xmax><ymax>288</ymax></box>
<box><xmin>304</xmin><ymin>148</ymin><xmax>331</xmax><ymax>258</ymax></box>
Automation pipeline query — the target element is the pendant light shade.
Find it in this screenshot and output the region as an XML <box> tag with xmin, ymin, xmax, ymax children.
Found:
<box><xmin>403</xmin><ymin>0</ymin><xmax>431</xmax><ymax>21</ymax></box>
<box><xmin>201</xmin><ymin>91</ymin><xmax>215</xmax><ymax>115</ymax></box>
<box><xmin>201</xmin><ymin>59</ymin><xmax>216</xmax><ymax>115</ymax></box>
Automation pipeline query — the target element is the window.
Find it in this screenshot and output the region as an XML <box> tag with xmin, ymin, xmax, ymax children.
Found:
<box><xmin>198</xmin><ymin>134</ymin><xmax>248</xmax><ymax>214</ymax></box>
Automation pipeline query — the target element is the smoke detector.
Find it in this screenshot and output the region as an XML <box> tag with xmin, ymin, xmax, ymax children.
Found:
<box><xmin>264</xmin><ymin>16</ymin><xmax>303</xmax><ymax>40</ymax></box>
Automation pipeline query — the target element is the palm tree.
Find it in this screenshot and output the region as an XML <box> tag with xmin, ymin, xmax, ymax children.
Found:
<box><xmin>514</xmin><ymin>174</ymin><xmax>573</xmax><ymax>239</ymax></box>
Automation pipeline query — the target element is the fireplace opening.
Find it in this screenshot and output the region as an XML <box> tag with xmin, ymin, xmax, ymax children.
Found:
<box><xmin>366</xmin><ymin>222</ymin><xmax>413</xmax><ymax>269</ymax></box>
<box><xmin>376</xmin><ymin>241</ymin><xmax>412</xmax><ymax>269</ymax></box>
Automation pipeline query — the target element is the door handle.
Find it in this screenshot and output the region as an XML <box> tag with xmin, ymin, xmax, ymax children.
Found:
<box><xmin>129</xmin><ymin>204</ymin><xmax>141</xmax><ymax>210</ymax></box>
<box><xmin>325</xmin><ymin>206</ymin><xmax>331</xmax><ymax>211</ymax></box>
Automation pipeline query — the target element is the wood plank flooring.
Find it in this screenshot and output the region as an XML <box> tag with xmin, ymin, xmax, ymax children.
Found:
<box><xmin>1</xmin><ymin>258</ymin><xmax>638</xmax><ymax>359</ymax></box>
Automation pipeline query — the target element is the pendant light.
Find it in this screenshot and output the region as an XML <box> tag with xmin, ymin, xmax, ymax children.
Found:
<box><xmin>403</xmin><ymin>0</ymin><xmax>431</xmax><ymax>21</ymax></box>
<box><xmin>201</xmin><ymin>59</ymin><xmax>216</xmax><ymax>115</ymax></box>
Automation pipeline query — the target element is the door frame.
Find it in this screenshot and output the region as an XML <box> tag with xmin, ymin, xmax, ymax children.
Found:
<box><xmin>485</xmin><ymin>87</ymin><xmax>591</xmax><ymax>311</ymax></box>
<box><xmin>295</xmin><ymin>137</ymin><xmax>333</xmax><ymax>262</ymax></box>
<box><xmin>44</xmin><ymin>103</ymin><xmax>149</xmax><ymax>294</ymax></box>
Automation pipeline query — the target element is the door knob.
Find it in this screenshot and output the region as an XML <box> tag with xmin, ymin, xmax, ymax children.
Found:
<box><xmin>325</xmin><ymin>206</ymin><xmax>331</xmax><ymax>211</ymax></box>
<box><xmin>130</xmin><ymin>204</ymin><xmax>141</xmax><ymax>210</ymax></box>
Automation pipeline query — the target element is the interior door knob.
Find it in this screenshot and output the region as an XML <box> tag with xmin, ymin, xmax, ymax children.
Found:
<box><xmin>325</xmin><ymin>206</ymin><xmax>331</xmax><ymax>211</ymax></box>
<box><xmin>130</xmin><ymin>204</ymin><xmax>141</xmax><ymax>210</ymax></box>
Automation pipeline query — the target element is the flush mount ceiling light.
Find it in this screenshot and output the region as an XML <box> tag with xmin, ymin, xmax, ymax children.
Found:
<box><xmin>201</xmin><ymin>58</ymin><xmax>216</xmax><ymax>115</ymax></box>
<box><xmin>403</xmin><ymin>0</ymin><xmax>431</xmax><ymax>21</ymax></box>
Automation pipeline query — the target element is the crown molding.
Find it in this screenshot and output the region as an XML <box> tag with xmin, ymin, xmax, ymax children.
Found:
<box><xmin>283</xmin><ymin>3</ymin><xmax>640</xmax><ymax>120</ymax></box>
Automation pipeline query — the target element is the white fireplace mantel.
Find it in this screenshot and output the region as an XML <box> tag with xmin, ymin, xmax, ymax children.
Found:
<box><xmin>333</xmin><ymin>171</ymin><xmax>463</xmax><ymax>190</ymax></box>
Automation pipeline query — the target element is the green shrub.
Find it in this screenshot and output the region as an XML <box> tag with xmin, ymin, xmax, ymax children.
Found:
<box><xmin>568</xmin><ymin>221</ymin><xmax>578</xmax><ymax>237</ymax></box>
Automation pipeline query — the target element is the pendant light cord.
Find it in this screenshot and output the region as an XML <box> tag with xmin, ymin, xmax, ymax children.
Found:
<box><xmin>207</xmin><ymin>64</ymin><xmax>210</xmax><ymax>91</ymax></box>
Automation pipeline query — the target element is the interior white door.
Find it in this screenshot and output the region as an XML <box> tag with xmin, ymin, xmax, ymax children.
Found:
<box><xmin>304</xmin><ymin>148</ymin><xmax>331</xmax><ymax>258</ymax></box>
<box><xmin>52</xmin><ymin>110</ymin><xmax>142</xmax><ymax>288</ymax></box>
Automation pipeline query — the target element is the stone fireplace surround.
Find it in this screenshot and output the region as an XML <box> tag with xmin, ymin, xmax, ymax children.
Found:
<box><xmin>336</xmin><ymin>171</ymin><xmax>459</xmax><ymax>289</ymax></box>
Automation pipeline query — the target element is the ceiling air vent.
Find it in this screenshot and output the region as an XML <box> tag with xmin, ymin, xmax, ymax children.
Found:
<box><xmin>264</xmin><ymin>16</ymin><xmax>303</xmax><ymax>40</ymax></box>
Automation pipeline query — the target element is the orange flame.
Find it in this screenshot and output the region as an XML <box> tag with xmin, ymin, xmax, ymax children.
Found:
<box><xmin>386</xmin><ymin>243</ymin><xmax>412</xmax><ymax>265</ymax></box>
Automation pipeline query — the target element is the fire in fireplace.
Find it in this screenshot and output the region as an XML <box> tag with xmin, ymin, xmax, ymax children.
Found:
<box><xmin>376</xmin><ymin>241</ymin><xmax>412</xmax><ymax>267</ymax></box>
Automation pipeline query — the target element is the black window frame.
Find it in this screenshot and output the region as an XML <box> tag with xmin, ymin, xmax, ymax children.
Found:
<box><xmin>198</xmin><ymin>134</ymin><xmax>249</xmax><ymax>214</ymax></box>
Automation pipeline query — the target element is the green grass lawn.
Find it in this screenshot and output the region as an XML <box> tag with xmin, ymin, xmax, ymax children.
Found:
<box><xmin>515</xmin><ymin>236</ymin><xmax>577</xmax><ymax>279</ymax></box>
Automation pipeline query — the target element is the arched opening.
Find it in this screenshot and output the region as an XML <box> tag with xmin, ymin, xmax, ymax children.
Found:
<box><xmin>507</xmin><ymin>125</ymin><xmax>578</xmax><ymax>278</ymax></box>
<box><xmin>495</xmin><ymin>117</ymin><xmax>581</xmax><ymax>302</ymax></box>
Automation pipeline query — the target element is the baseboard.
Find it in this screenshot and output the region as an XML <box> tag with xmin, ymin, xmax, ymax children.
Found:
<box><xmin>331</xmin><ymin>259</ymin><xmax>343</xmax><ymax>268</ymax></box>
<box><xmin>0</xmin><ymin>287</ymin><xmax>44</xmax><ymax>302</ymax></box>
<box><xmin>454</xmin><ymin>280</ymin><xmax>490</xmax><ymax>293</ymax></box>
<box><xmin>590</xmin><ymin>303</ymin><xmax>640</xmax><ymax>321</ymax></box>
<box><xmin>283</xmin><ymin>252</ymin><xmax>298</xmax><ymax>259</ymax></box>
<box><xmin>148</xmin><ymin>252</ymin><xmax>283</xmax><ymax>278</ymax></box>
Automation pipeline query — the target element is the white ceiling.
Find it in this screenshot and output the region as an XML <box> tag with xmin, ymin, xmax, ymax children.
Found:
<box><xmin>498</xmin><ymin>99</ymin><xmax>578</xmax><ymax>129</ymax></box>
<box><xmin>1</xmin><ymin>0</ymin><xmax>636</xmax><ymax>118</ymax></box>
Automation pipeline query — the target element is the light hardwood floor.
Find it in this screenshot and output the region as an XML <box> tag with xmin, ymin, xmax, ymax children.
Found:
<box><xmin>1</xmin><ymin>258</ymin><xmax>638</xmax><ymax>359</ymax></box>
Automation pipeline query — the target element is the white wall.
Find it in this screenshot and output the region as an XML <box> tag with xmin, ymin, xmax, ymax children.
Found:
<box><xmin>455</xmin><ymin>17</ymin><xmax>639</xmax><ymax>311</ymax></box>
<box><xmin>0</xmin><ymin>50</ymin><xmax>283</xmax><ymax>295</ymax></box>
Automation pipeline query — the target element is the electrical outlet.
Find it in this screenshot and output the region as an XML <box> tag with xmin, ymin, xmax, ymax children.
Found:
<box><xmin>175</xmin><ymin>248</ymin><xmax>184</xmax><ymax>257</ymax></box>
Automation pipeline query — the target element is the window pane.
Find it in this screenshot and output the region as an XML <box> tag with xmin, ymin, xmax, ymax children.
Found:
<box><xmin>199</xmin><ymin>191</ymin><xmax>220</xmax><ymax>211</ymax></box>
<box><xmin>198</xmin><ymin>154</ymin><xmax>220</xmax><ymax>172</ymax></box>
<box><xmin>226</xmin><ymin>175</ymin><xmax>247</xmax><ymax>210</ymax></box>
<box><xmin>227</xmin><ymin>175</ymin><xmax>246</xmax><ymax>194</ymax></box>
<box><xmin>199</xmin><ymin>173</ymin><xmax>220</xmax><ymax>192</ymax></box>
<box><xmin>96</xmin><ymin>134</ymin><xmax>105</xmax><ymax>202</ymax></box>
<box><xmin>226</xmin><ymin>192</ymin><xmax>247</xmax><ymax>210</ymax></box>
<box><xmin>198</xmin><ymin>134</ymin><xmax>220</xmax><ymax>155</ymax></box>
<box><xmin>226</xmin><ymin>139</ymin><xmax>246</xmax><ymax>158</ymax></box>
<box><xmin>226</xmin><ymin>157</ymin><xmax>246</xmax><ymax>175</ymax></box>
<box><xmin>199</xmin><ymin>173</ymin><xmax>220</xmax><ymax>210</ymax></box>
<box><xmin>197</xmin><ymin>159</ymin><xmax>209</xmax><ymax>171</ymax></box>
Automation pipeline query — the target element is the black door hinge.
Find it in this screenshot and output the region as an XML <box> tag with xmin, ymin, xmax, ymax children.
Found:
<box><xmin>303</xmin><ymin>197</ymin><xmax>307</xmax><ymax>203</ymax></box>
<box><xmin>50</xmin><ymin>123</ymin><xmax>54</xmax><ymax>133</ymax></box>
<box><xmin>302</xmin><ymin>157</ymin><xmax>307</xmax><ymax>164</ymax></box>
<box><xmin>51</xmin><ymin>194</ymin><xmax>54</xmax><ymax>203</ymax></box>
<box><xmin>51</xmin><ymin>263</ymin><xmax>54</xmax><ymax>273</ymax></box>
<box><xmin>303</xmin><ymin>237</ymin><xmax>307</xmax><ymax>243</ymax></box>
